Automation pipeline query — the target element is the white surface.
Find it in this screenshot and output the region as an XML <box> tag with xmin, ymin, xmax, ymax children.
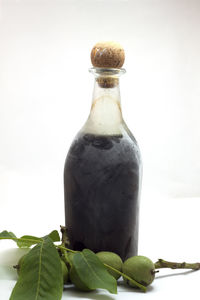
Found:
<box><xmin>1</xmin><ymin>270</ymin><xmax>200</xmax><ymax>300</ymax></box>
<box><xmin>0</xmin><ymin>211</ymin><xmax>200</xmax><ymax>300</ymax></box>
<box><xmin>0</xmin><ymin>0</ymin><xmax>200</xmax><ymax>299</ymax></box>
<box><xmin>0</xmin><ymin>196</ymin><xmax>200</xmax><ymax>299</ymax></box>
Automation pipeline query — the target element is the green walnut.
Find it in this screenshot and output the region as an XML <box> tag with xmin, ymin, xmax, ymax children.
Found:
<box><xmin>122</xmin><ymin>255</ymin><xmax>155</xmax><ymax>287</ymax></box>
<box><xmin>61</xmin><ymin>260</ymin><xmax>69</xmax><ymax>284</ymax></box>
<box><xmin>67</xmin><ymin>252</ymin><xmax>75</xmax><ymax>265</ymax></box>
<box><xmin>96</xmin><ymin>251</ymin><xmax>123</xmax><ymax>280</ymax></box>
<box><xmin>16</xmin><ymin>254</ymin><xmax>26</xmax><ymax>276</ymax></box>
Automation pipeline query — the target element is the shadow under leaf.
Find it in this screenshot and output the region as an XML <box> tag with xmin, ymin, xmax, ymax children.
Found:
<box><xmin>63</xmin><ymin>285</ymin><xmax>116</xmax><ymax>300</ymax></box>
<box><xmin>156</xmin><ymin>269</ymin><xmax>195</xmax><ymax>279</ymax></box>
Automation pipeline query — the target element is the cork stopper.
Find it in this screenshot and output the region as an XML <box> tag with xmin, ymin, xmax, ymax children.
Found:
<box><xmin>90</xmin><ymin>42</ymin><xmax>125</xmax><ymax>88</ymax></box>
<box><xmin>91</xmin><ymin>41</ymin><xmax>125</xmax><ymax>68</ymax></box>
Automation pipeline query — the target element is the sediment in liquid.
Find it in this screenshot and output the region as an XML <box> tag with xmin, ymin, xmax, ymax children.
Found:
<box><xmin>64</xmin><ymin>132</ymin><xmax>141</xmax><ymax>260</ymax></box>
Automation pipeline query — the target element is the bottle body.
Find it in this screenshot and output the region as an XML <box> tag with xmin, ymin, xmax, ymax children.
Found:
<box><xmin>64</xmin><ymin>68</ymin><xmax>142</xmax><ymax>261</ymax></box>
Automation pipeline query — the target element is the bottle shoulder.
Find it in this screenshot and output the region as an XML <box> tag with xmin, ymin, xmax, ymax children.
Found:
<box><xmin>120</xmin><ymin>121</ymin><xmax>139</xmax><ymax>145</ymax></box>
<box><xmin>67</xmin><ymin>122</ymin><xmax>141</xmax><ymax>162</ymax></box>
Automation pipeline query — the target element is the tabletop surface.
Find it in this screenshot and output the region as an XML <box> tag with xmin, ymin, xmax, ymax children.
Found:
<box><xmin>0</xmin><ymin>232</ymin><xmax>200</xmax><ymax>300</ymax></box>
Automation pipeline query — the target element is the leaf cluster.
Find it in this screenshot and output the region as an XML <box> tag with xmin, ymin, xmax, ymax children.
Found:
<box><xmin>0</xmin><ymin>229</ymin><xmax>146</xmax><ymax>300</ymax></box>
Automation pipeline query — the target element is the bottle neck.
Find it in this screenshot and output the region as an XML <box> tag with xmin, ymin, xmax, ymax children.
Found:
<box><xmin>92</xmin><ymin>77</ymin><xmax>122</xmax><ymax>110</ymax></box>
<box><xmin>83</xmin><ymin>77</ymin><xmax>123</xmax><ymax>135</ymax></box>
<box><xmin>81</xmin><ymin>68</ymin><xmax>125</xmax><ymax>136</ymax></box>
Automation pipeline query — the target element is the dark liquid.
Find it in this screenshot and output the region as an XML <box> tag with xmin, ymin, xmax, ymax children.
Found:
<box><xmin>64</xmin><ymin>133</ymin><xmax>141</xmax><ymax>260</ymax></box>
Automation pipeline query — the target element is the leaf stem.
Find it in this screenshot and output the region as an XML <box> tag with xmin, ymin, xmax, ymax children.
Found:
<box><xmin>57</xmin><ymin>245</ymin><xmax>77</xmax><ymax>254</ymax></box>
<box><xmin>0</xmin><ymin>237</ymin><xmax>42</xmax><ymax>243</ymax></box>
<box><xmin>103</xmin><ymin>263</ymin><xmax>147</xmax><ymax>292</ymax></box>
<box><xmin>60</xmin><ymin>226</ymin><xmax>70</xmax><ymax>247</ymax></box>
<box><xmin>155</xmin><ymin>259</ymin><xmax>200</xmax><ymax>270</ymax></box>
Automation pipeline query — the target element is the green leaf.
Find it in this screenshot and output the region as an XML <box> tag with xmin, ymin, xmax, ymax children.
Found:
<box><xmin>48</xmin><ymin>230</ymin><xmax>60</xmax><ymax>242</ymax></box>
<box><xmin>0</xmin><ymin>230</ymin><xmax>17</xmax><ymax>239</ymax></box>
<box><xmin>17</xmin><ymin>231</ymin><xmax>60</xmax><ymax>248</ymax></box>
<box><xmin>16</xmin><ymin>236</ymin><xmax>42</xmax><ymax>248</ymax></box>
<box><xmin>9</xmin><ymin>236</ymin><xmax>63</xmax><ymax>300</ymax></box>
<box><xmin>0</xmin><ymin>230</ymin><xmax>40</xmax><ymax>246</ymax></box>
<box><xmin>0</xmin><ymin>231</ymin><xmax>41</xmax><ymax>248</ymax></box>
<box><xmin>0</xmin><ymin>229</ymin><xmax>60</xmax><ymax>248</ymax></box>
<box><xmin>72</xmin><ymin>249</ymin><xmax>117</xmax><ymax>294</ymax></box>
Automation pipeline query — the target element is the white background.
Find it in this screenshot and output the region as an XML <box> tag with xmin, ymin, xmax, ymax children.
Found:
<box><xmin>0</xmin><ymin>0</ymin><xmax>200</xmax><ymax>299</ymax></box>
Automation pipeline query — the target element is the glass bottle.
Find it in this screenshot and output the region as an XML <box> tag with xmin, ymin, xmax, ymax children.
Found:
<box><xmin>64</xmin><ymin>67</ymin><xmax>142</xmax><ymax>260</ymax></box>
